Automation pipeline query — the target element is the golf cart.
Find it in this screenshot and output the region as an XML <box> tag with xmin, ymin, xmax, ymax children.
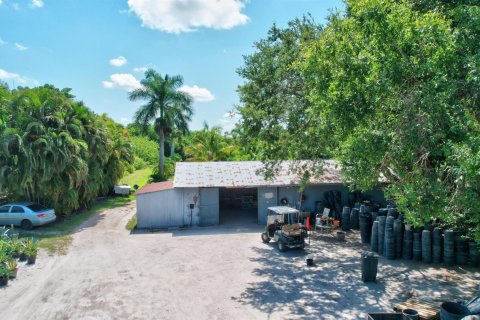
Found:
<box><xmin>261</xmin><ymin>206</ymin><xmax>307</xmax><ymax>252</ymax></box>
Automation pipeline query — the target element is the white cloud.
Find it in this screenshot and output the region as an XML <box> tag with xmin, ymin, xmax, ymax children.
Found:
<box><xmin>219</xmin><ymin>111</ymin><xmax>241</xmax><ymax>132</ymax></box>
<box><xmin>102</xmin><ymin>73</ymin><xmax>142</xmax><ymax>91</ymax></box>
<box><xmin>0</xmin><ymin>37</ymin><xmax>6</xmax><ymax>46</ymax></box>
<box><xmin>15</xmin><ymin>43</ymin><xmax>28</xmax><ymax>51</ymax></box>
<box><xmin>31</xmin><ymin>0</ymin><xmax>43</xmax><ymax>8</ymax></box>
<box><xmin>0</xmin><ymin>68</ymin><xmax>37</xmax><ymax>85</ymax></box>
<box><xmin>133</xmin><ymin>66</ymin><xmax>148</xmax><ymax>73</ymax></box>
<box><xmin>119</xmin><ymin>117</ymin><xmax>129</xmax><ymax>125</ymax></box>
<box><xmin>179</xmin><ymin>85</ymin><xmax>215</xmax><ymax>102</ymax></box>
<box><xmin>127</xmin><ymin>0</ymin><xmax>249</xmax><ymax>34</ymax></box>
<box><xmin>109</xmin><ymin>56</ymin><xmax>127</xmax><ymax>67</ymax></box>
<box><xmin>0</xmin><ymin>1</ymin><xmax>3</xmax><ymax>6</ymax></box>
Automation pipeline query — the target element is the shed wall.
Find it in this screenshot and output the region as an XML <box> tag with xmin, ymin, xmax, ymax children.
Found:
<box><xmin>199</xmin><ymin>188</ymin><xmax>219</xmax><ymax>226</ymax></box>
<box><xmin>182</xmin><ymin>188</ymin><xmax>200</xmax><ymax>226</ymax></box>
<box><xmin>136</xmin><ymin>188</ymin><xmax>183</xmax><ymax>228</ymax></box>
<box><xmin>257</xmin><ymin>187</ymin><xmax>278</xmax><ymax>224</ymax></box>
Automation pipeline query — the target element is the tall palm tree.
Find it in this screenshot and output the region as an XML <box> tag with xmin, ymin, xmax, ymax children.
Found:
<box><xmin>129</xmin><ymin>70</ymin><xmax>193</xmax><ymax>179</ymax></box>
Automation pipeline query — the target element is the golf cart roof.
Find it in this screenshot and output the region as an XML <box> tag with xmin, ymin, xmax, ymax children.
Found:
<box><xmin>267</xmin><ymin>206</ymin><xmax>300</xmax><ymax>215</ymax></box>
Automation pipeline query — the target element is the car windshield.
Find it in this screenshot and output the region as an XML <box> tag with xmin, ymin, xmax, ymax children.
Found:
<box><xmin>27</xmin><ymin>204</ymin><xmax>48</xmax><ymax>212</ymax></box>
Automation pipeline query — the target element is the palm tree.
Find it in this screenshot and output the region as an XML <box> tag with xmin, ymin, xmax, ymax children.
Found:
<box><xmin>129</xmin><ymin>70</ymin><xmax>193</xmax><ymax>179</ymax></box>
<box><xmin>184</xmin><ymin>122</ymin><xmax>236</xmax><ymax>161</ymax></box>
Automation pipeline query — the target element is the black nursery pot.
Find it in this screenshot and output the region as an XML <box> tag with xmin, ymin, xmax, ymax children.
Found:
<box><xmin>0</xmin><ymin>276</ymin><xmax>8</xmax><ymax>286</ymax></box>
<box><xmin>19</xmin><ymin>253</ymin><xmax>27</xmax><ymax>261</ymax></box>
<box><xmin>27</xmin><ymin>255</ymin><xmax>37</xmax><ymax>265</ymax></box>
<box><xmin>8</xmin><ymin>268</ymin><xmax>17</xmax><ymax>279</ymax></box>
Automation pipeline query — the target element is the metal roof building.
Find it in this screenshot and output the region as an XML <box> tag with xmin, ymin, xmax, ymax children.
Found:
<box><xmin>135</xmin><ymin>160</ymin><xmax>384</xmax><ymax>228</ymax></box>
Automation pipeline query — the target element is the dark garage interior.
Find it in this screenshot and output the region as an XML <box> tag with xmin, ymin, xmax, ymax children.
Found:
<box><xmin>219</xmin><ymin>187</ymin><xmax>258</xmax><ymax>225</ymax></box>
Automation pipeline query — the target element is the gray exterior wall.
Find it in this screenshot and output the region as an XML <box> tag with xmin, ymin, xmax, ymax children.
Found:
<box><xmin>137</xmin><ymin>184</ymin><xmax>385</xmax><ymax>228</ymax></box>
<box><xmin>137</xmin><ymin>187</ymin><xmax>219</xmax><ymax>228</ymax></box>
<box><xmin>257</xmin><ymin>187</ymin><xmax>278</xmax><ymax>225</ymax></box>
<box><xmin>198</xmin><ymin>188</ymin><xmax>219</xmax><ymax>226</ymax></box>
<box><xmin>136</xmin><ymin>188</ymin><xmax>184</xmax><ymax>228</ymax></box>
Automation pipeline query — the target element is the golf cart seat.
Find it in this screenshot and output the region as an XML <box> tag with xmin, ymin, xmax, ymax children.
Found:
<box><xmin>281</xmin><ymin>223</ymin><xmax>304</xmax><ymax>237</ymax></box>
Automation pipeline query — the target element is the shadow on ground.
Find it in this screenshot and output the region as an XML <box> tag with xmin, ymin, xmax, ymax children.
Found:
<box><xmin>233</xmin><ymin>231</ymin><xmax>480</xmax><ymax>319</ymax></box>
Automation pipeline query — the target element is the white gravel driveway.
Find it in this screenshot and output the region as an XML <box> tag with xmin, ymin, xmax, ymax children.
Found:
<box><xmin>0</xmin><ymin>202</ymin><xmax>478</xmax><ymax>320</ymax></box>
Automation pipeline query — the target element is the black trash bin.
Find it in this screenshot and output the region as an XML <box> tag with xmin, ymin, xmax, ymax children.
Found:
<box><xmin>361</xmin><ymin>252</ymin><xmax>378</xmax><ymax>282</ymax></box>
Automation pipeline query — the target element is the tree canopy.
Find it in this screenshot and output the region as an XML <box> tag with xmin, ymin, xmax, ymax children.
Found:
<box><xmin>0</xmin><ymin>84</ymin><xmax>133</xmax><ymax>215</ymax></box>
<box><xmin>236</xmin><ymin>0</ymin><xmax>480</xmax><ymax>240</ymax></box>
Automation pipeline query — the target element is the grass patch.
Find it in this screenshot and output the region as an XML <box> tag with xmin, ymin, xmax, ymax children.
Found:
<box><xmin>126</xmin><ymin>214</ymin><xmax>137</xmax><ymax>231</ymax></box>
<box><xmin>31</xmin><ymin>196</ymin><xmax>135</xmax><ymax>254</ymax></box>
<box><xmin>119</xmin><ymin>167</ymin><xmax>153</xmax><ymax>188</ymax></box>
<box><xmin>37</xmin><ymin>235</ymin><xmax>73</xmax><ymax>255</ymax></box>
<box><xmin>40</xmin><ymin>195</ymin><xmax>134</xmax><ymax>233</ymax></box>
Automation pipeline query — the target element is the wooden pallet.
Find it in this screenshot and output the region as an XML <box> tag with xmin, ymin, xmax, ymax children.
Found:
<box><xmin>393</xmin><ymin>298</ymin><xmax>440</xmax><ymax>320</ymax></box>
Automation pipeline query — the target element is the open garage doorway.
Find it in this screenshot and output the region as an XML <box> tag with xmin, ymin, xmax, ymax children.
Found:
<box><xmin>219</xmin><ymin>188</ymin><xmax>258</xmax><ymax>226</ymax></box>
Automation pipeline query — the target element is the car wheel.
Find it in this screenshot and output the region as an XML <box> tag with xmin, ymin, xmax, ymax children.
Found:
<box><xmin>261</xmin><ymin>232</ymin><xmax>270</xmax><ymax>243</ymax></box>
<box><xmin>278</xmin><ymin>240</ymin><xmax>287</xmax><ymax>252</ymax></box>
<box><xmin>21</xmin><ymin>219</ymin><xmax>33</xmax><ymax>230</ymax></box>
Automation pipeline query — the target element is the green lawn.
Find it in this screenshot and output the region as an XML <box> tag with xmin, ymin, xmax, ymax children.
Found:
<box><xmin>119</xmin><ymin>167</ymin><xmax>153</xmax><ymax>188</ymax></box>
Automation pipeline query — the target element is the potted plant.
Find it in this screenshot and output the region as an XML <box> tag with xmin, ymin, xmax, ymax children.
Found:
<box><xmin>23</xmin><ymin>239</ymin><xmax>38</xmax><ymax>265</ymax></box>
<box><xmin>18</xmin><ymin>240</ymin><xmax>27</xmax><ymax>262</ymax></box>
<box><xmin>11</xmin><ymin>238</ymin><xmax>22</xmax><ymax>259</ymax></box>
<box><xmin>0</xmin><ymin>264</ymin><xmax>10</xmax><ymax>286</ymax></box>
<box><xmin>6</xmin><ymin>259</ymin><xmax>18</xmax><ymax>279</ymax></box>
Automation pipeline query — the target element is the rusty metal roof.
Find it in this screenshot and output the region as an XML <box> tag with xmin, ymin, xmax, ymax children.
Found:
<box><xmin>135</xmin><ymin>180</ymin><xmax>174</xmax><ymax>195</ymax></box>
<box><xmin>174</xmin><ymin>160</ymin><xmax>343</xmax><ymax>188</ymax></box>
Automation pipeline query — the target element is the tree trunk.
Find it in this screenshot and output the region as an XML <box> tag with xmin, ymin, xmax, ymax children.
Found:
<box><xmin>159</xmin><ymin>128</ymin><xmax>165</xmax><ymax>180</ymax></box>
<box><xmin>170</xmin><ymin>138</ymin><xmax>175</xmax><ymax>157</ymax></box>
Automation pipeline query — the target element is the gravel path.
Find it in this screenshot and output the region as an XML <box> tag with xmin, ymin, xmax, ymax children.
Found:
<box><xmin>0</xmin><ymin>203</ymin><xmax>478</xmax><ymax>320</ymax></box>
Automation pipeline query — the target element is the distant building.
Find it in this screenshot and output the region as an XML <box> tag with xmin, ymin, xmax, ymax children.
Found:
<box><xmin>135</xmin><ymin>160</ymin><xmax>385</xmax><ymax>228</ymax></box>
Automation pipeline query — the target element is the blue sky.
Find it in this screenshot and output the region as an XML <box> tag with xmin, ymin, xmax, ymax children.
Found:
<box><xmin>0</xmin><ymin>0</ymin><xmax>343</xmax><ymax>131</ymax></box>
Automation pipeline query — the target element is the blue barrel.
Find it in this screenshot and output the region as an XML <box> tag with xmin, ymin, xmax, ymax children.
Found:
<box><xmin>371</xmin><ymin>221</ymin><xmax>379</xmax><ymax>252</ymax></box>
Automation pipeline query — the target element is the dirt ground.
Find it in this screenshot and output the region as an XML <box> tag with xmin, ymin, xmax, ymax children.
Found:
<box><xmin>0</xmin><ymin>203</ymin><xmax>478</xmax><ymax>320</ymax></box>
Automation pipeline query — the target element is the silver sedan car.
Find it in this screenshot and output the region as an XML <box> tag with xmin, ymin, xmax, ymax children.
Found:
<box><xmin>0</xmin><ymin>202</ymin><xmax>56</xmax><ymax>229</ymax></box>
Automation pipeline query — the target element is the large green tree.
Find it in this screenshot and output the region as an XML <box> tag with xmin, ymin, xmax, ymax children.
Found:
<box><xmin>236</xmin><ymin>0</ymin><xmax>480</xmax><ymax>240</ymax></box>
<box><xmin>0</xmin><ymin>84</ymin><xmax>133</xmax><ymax>215</ymax></box>
<box><xmin>129</xmin><ymin>69</ymin><xmax>193</xmax><ymax>180</ymax></box>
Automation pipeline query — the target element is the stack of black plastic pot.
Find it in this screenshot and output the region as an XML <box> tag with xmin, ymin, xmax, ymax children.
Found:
<box><xmin>432</xmin><ymin>228</ymin><xmax>442</xmax><ymax>264</ymax></box>
<box><xmin>422</xmin><ymin>230</ymin><xmax>432</xmax><ymax>263</ymax></box>
<box><xmin>341</xmin><ymin>206</ymin><xmax>351</xmax><ymax>231</ymax></box>
<box><xmin>359</xmin><ymin>205</ymin><xmax>372</xmax><ymax>244</ymax></box>
<box><xmin>444</xmin><ymin>230</ymin><xmax>456</xmax><ymax>266</ymax></box>
<box><xmin>362</xmin><ymin>206</ymin><xmax>480</xmax><ymax>268</ymax></box>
